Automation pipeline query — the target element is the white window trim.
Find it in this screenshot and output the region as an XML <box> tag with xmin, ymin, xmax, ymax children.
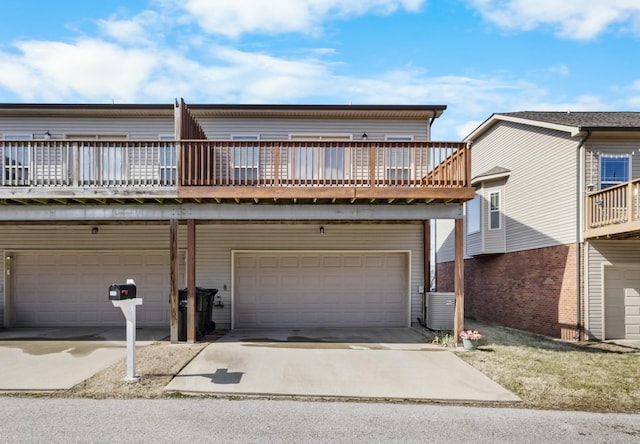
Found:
<box><xmin>384</xmin><ymin>135</ymin><xmax>414</xmax><ymax>141</ymax></box>
<box><xmin>231</xmin><ymin>136</ymin><xmax>260</xmax><ymax>181</ymax></box>
<box><xmin>3</xmin><ymin>134</ymin><xmax>33</xmax><ymax>140</ymax></box>
<box><xmin>288</xmin><ymin>133</ymin><xmax>352</xmax><ymax>141</ymax></box>
<box><xmin>488</xmin><ymin>190</ymin><xmax>502</xmax><ymax>231</ymax></box>
<box><xmin>64</xmin><ymin>133</ymin><xmax>129</xmax><ymax>140</ymax></box>
<box><xmin>231</xmin><ymin>134</ymin><xmax>260</xmax><ymax>141</ymax></box>
<box><xmin>599</xmin><ymin>154</ymin><xmax>631</xmax><ymax>189</ymax></box>
<box><xmin>385</xmin><ymin>149</ymin><xmax>414</xmax><ymax>181</ymax></box>
<box><xmin>287</xmin><ymin>134</ymin><xmax>353</xmax><ymax>180</ymax></box>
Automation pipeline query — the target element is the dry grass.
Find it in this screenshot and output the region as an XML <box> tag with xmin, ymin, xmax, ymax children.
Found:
<box><xmin>456</xmin><ymin>320</ymin><xmax>640</xmax><ymax>412</ymax></box>
<box><xmin>55</xmin><ymin>341</ymin><xmax>207</xmax><ymax>399</ymax></box>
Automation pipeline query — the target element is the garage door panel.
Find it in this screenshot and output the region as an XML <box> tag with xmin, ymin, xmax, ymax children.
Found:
<box><xmin>301</xmin><ymin>256</ymin><xmax>321</xmax><ymax>267</ymax></box>
<box><xmin>12</xmin><ymin>251</ymin><xmax>181</xmax><ymax>328</ymax></box>
<box><xmin>605</xmin><ymin>267</ymin><xmax>640</xmax><ymax>339</ymax></box>
<box><xmin>235</xmin><ymin>251</ymin><xmax>407</xmax><ymax>328</ymax></box>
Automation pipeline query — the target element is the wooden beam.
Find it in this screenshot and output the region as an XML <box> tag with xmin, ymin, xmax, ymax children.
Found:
<box><xmin>454</xmin><ymin>218</ymin><xmax>464</xmax><ymax>343</ymax></box>
<box><xmin>169</xmin><ymin>219</ymin><xmax>179</xmax><ymax>344</ymax></box>
<box><xmin>176</xmin><ymin>185</ymin><xmax>476</xmax><ymax>202</ymax></box>
<box><xmin>423</xmin><ymin>219</ymin><xmax>430</xmax><ymax>325</ymax></box>
<box><xmin>187</xmin><ymin>219</ymin><xmax>196</xmax><ymax>344</ymax></box>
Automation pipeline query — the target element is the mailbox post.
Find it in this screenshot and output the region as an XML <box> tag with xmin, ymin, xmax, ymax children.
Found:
<box><xmin>109</xmin><ymin>279</ymin><xmax>142</xmax><ymax>381</ymax></box>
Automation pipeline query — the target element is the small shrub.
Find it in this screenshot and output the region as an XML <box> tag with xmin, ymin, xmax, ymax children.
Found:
<box><xmin>432</xmin><ymin>330</ymin><xmax>456</xmax><ymax>348</ymax></box>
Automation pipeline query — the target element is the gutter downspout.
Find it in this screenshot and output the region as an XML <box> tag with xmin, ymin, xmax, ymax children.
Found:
<box><xmin>576</xmin><ymin>129</ymin><xmax>592</xmax><ymax>340</ymax></box>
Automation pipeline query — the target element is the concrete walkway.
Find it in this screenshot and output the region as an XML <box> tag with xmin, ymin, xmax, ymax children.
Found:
<box><xmin>0</xmin><ymin>327</ymin><xmax>167</xmax><ymax>391</ymax></box>
<box><xmin>165</xmin><ymin>328</ymin><xmax>521</xmax><ymax>402</ymax></box>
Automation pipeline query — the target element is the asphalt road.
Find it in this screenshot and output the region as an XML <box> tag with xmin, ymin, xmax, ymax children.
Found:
<box><xmin>1</xmin><ymin>398</ymin><xmax>638</xmax><ymax>443</ymax></box>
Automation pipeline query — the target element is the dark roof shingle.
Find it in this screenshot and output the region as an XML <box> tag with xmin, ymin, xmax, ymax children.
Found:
<box><xmin>498</xmin><ymin>111</ymin><xmax>640</xmax><ymax>129</ymax></box>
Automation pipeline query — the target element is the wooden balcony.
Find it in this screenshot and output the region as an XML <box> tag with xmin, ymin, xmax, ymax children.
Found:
<box><xmin>585</xmin><ymin>179</ymin><xmax>640</xmax><ymax>239</ymax></box>
<box><xmin>1</xmin><ymin>140</ymin><xmax>177</xmax><ymax>203</ymax></box>
<box><xmin>179</xmin><ymin>140</ymin><xmax>473</xmax><ymax>204</ymax></box>
<box><xmin>1</xmin><ymin>139</ymin><xmax>474</xmax><ymax>205</ymax></box>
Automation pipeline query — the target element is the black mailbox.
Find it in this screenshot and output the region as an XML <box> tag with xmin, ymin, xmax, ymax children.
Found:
<box><xmin>109</xmin><ymin>283</ymin><xmax>137</xmax><ymax>300</ymax></box>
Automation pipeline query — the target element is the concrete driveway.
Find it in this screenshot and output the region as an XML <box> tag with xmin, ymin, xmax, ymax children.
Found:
<box><xmin>165</xmin><ymin>328</ymin><xmax>520</xmax><ymax>402</ymax></box>
<box><xmin>0</xmin><ymin>327</ymin><xmax>167</xmax><ymax>391</ymax></box>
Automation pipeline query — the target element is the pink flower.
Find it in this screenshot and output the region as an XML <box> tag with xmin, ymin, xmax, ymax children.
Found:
<box><xmin>460</xmin><ymin>330</ymin><xmax>482</xmax><ymax>340</ymax></box>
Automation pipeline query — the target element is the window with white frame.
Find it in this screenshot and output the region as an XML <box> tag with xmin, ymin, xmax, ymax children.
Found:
<box><xmin>2</xmin><ymin>134</ymin><xmax>32</xmax><ymax>185</ymax></box>
<box><xmin>232</xmin><ymin>135</ymin><xmax>259</xmax><ymax>182</ymax></box>
<box><xmin>159</xmin><ymin>145</ymin><xmax>176</xmax><ymax>184</ymax></box>
<box><xmin>289</xmin><ymin>134</ymin><xmax>351</xmax><ymax>180</ymax></box>
<box><xmin>385</xmin><ymin>136</ymin><xmax>413</xmax><ymax>182</ymax></box>
<box><xmin>467</xmin><ymin>194</ymin><xmax>480</xmax><ymax>234</ymax></box>
<box><xmin>600</xmin><ymin>155</ymin><xmax>630</xmax><ymax>189</ymax></box>
<box><xmin>489</xmin><ymin>191</ymin><xmax>501</xmax><ymax>230</ymax></box>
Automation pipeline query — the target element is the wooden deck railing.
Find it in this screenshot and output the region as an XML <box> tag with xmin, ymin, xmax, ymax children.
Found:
<box><xmin>585</xmin><ymin>178</ymin><xmax>640</xmax><ymax>238</ymax></box>
<box><xmin>1</xmin><ymin>140</ymin><xmax>177</xmax><ymax>188</ymax></box>
<box><xmin>1</xmin><ymin>139</ymin><xmax>472</xmax><ymax>203</ymax></box>
<box><xmin>179</xmin><ymin>141</ymin><xmax>469</xmax><ymax>188</ymax></box>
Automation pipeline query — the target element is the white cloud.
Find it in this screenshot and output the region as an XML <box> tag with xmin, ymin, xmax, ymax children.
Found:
<box><xmin>0</xmin><ymin>39</ymin><xmax>159</xmax><ymax>102</ymax></box>
<box><xmin>98</xmin><ymin>11</ymin><xmax>163</xmax><ymax>45</ymax></box>
<box><xmin>548</xmin><ymin>64</ymin><xmax>570</xmax><ymax>77</ymax></box>
<box><xmin>457</xmin><ymin>120</ymin><xmax>484</xmax><ymax>140</ymax></box>
<box><xmin>174</xmin><ymin>0</ymin><xmax>425</xmax><ymax>37</ymax></box>
<box><xmin>466</xmin><ymin>0</ymin><xmax>640</xmax><ymax>39</ymax></box>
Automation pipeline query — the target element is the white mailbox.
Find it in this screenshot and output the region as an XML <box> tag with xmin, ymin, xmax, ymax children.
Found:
<box><xmin>110</xmin><ymin>279</ymin><xmax>142</xmax><ymax>381</ymax></box>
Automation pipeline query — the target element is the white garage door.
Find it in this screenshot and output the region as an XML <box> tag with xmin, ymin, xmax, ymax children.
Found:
<box><xmin>12</xmin><ymin>251</ymin><xmax>177</xmax><ymax>327</ymax></box>
<box><xmin>234</xmin><ymin>251</ymin><xmax>408</xmax><ymax>328</ymax></box>
<box><xmin>605</xmin><ymin>266</ymin><xmax>640</xmax><ymax>339</ymax></box>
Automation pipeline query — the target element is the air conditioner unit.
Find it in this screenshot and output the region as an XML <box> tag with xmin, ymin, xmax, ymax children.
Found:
<box><xmin>426</xmin><ymin>292</ymin><xmax>454</xmax><ymax>330</ymax></box>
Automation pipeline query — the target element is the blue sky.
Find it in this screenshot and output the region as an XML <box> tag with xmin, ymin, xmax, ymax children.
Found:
<box><xmin>0</xmin><ymin>0</ymin><xmax>638</xmax><ymax>140</ymax></box>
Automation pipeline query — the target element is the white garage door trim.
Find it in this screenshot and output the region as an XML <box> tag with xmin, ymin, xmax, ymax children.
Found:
<box><xmin>602</xmin><ymin>264</ymin><xmax>640</xmax><ymax>340</ymax></box>
<box><xmin>231</xmin><ymin>250</ymin><xmax>411</xmax><ymax>329</ymax></box>
<box><xmin>5</xmin><ymin>249</ymin><xmax>185</xmax><ymax>328</ymax></box>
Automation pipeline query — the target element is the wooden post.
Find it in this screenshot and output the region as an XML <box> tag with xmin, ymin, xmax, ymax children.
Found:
<box><xmin>368</xmin><ymin>144</ymin><xmax>376</xmax><ymax>186</ymax></box>
<box><xmin>423</xmin><ymin>219</ymin><xmax>431</xmax><ymax>325</ymax></box>
<box><xmin>627</xmin><ymin>183</ymin><xmax>634</xmax><ymax>224</ymax></box>
<box><xmin>187</xmin><ymin>219</ymin><xmax>196</xmax><ymax>343</ymax></box>
<box><xmin>169</xmin><ymin>219</ymin><xmax>179</xmax><ymax>344</ymax></box>
<box><xmin>454</xmin><ymin>217</ymin><xmax>464</xmax><ymax>343</ymax></box>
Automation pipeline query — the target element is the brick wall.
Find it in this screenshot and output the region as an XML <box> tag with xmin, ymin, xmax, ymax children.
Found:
<box><xmin>436</xmin><ymin>244</ymin><xmax>582</xmax><ymax>339</ymax></box>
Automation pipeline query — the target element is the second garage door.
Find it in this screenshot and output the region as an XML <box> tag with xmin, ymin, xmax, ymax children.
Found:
<box><xmin>234</xmin><ymin>251</ymin><xmax>409</xmax><ymax>328</ymax></box>
<box><xmin>11</xmin><ymin>251</ymin><xmax>179</xmax><ymax>327</ymax></box>
<box><xmin>605</xmin><ymin>266</ymin><xmax>640</xmax><ymax>339</ymax></box>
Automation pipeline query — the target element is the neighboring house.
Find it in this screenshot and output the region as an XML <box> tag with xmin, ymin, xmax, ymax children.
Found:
<box><xmin>0</xmin><ymin>100</ymin><xmax>473</xmax><ymax>342</ymax></box>
<box><xmin>436</xmin><ymin>112</ymin><xmax>640</xmax><ymax>341</ymax></box>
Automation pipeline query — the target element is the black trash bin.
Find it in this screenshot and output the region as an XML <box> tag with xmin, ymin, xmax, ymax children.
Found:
<box><xmin>176</xmin><ymin>287</ymin><xmax>218</xmax><ymax>341</ymax></box>
<box><xmin>198</xmin><ymin>288</ymin><xmax>218</xmax><ymax>335</ymax></box>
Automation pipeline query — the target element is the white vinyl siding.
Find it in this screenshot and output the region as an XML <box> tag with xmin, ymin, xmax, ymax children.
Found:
<box><xmin>483</xmin><ymin>182</ymin><xmax>506</xmax><ymax>253</ymax></box>
<box><xmin>463</xmin><ymin>181</ymin><xmax>505</xmax><ymax>257</ymax></box>
<box><xmin>0</xmin><ymin>223</ymin><xmax>424</xmax><ymax>329</ymax></box>
<box><xmin>470</xmin><ymin>122</ymin><xmax>578</xmax><ymax>253</ymax></box>
<box><xmin>0</xmin><ymin>116</ymin><xmax>174</xmax><ymax>140</ymax></box>
<box><xmin>586</xmin><ymin>239</ymin><xmax>640</xmax><ymax>340</ymax></box>
<box><xmin>198</xmin><ymin>118</ymin><xmax>430</xmax><ymax>141</ymax></box>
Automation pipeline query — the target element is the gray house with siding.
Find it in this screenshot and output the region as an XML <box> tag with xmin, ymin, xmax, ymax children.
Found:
<box><xmin>1</xmin><ymin>101</ymin><xmax>473</xmax><ymax>342</ymax></box>
<box><xmin>436</xmin><ymin>112</ymin><xmax>640</xmax><ymax>341</ymax></box>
